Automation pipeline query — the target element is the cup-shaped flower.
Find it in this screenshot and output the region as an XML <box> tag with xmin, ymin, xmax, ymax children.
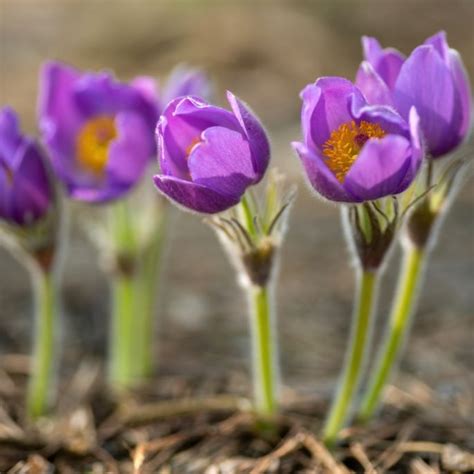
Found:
<box><xmin>38</xmin><ymin>61</ymin><xmax>158</xmax><ymax>203</ymax></box>
<box><xmin>0</xmin><ymin>107</ymin><xmax>53</xmax><ymax>226</ymax></box>
<box><xmin>153</xmin><ymin>92</ymin><xmax>270</xmax><ymax>213</ymax></box>
<box><xmin>356</xmin><ymin>32</ymin><xmax>471</xmax><ymax>158</ymax></box>
<box><xmin>293</xmin><ymin>77</ymin><xmax>423</xmax><ymax>203</ymax></box>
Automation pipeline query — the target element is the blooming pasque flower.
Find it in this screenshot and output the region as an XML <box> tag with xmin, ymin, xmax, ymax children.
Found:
<box><xmin>356</xmin><ymin>31</ymin><xmax>471</xmax><ymax>158</ymax></box>
<box><xmin>153</xmin><ymin>92</ymin><xmax>270</xmax><ymax>213</ymax></box>
<box><xmin>39</xmin><ymin>61</ymin><xmax>158</xmax><ymax>202</ymax></box>
<box><xmin>0</xmin><ymin>107</ymin><xmax>53</xmax><ymax>226</ymax></box>
<box><xmin>293</xmin><ymin>77</ymin><xmax>422</xmax><ymax>203</ymax></box>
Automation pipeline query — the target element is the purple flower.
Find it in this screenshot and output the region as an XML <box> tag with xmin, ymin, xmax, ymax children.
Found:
<box><xmin>153</xmin><ymin>92</ymin><xmax>270</xmax><ymax>213</ymax></box>
<box><xmin>356</xmin><ymin>32</ymin><xmax>471</xmax><ymax>158</ymax></box>
<box><xmin>293</xmin><ymin>77</ymin><xmax>423</xmax><ymax>203</ymax></box>
<box><xmin>38</xmin><ymin>61</ymin><xmax>158</xmax><ymax>203</ymax></box>
<box><xmin>0</xmin><ymin>107</ymin><xmax>53</xmax><ymax>226</ymax></box>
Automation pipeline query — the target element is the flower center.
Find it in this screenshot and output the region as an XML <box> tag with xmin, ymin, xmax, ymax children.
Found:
<box><xmin>76</xmin><ymin>116</ymin><xmax>117</xmax><ymax>174</ymax></box>
<box><xmin>322</xmin><ymin>120</ymin><xmax>386</xmax><ymax>182</ymax></box>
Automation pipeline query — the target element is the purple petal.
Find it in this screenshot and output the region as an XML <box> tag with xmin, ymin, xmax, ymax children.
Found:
<box><xmin>162</xmin><ymin>65</ymin><xmax>212</xmax><ymax>106</ymax></box>
<box><xmin>302</xmin><ymin>77</ymin><xmax>365</xmax><ymax>151</ymax></box>
<box><xmin>292</xmin><ymin>141</ymin><xmax>356</xmax><ymax>203</ymax></box>
<box><xmin>449</xmin><ymin>49</ymin><xmax>472</xmax><ymax>140</ymax></box>
<box><xmin>362</xmin><ymin>36</ymin><xmax>384</xmax><ymax>65</ymax></box>
<box><xmin>3</xmin><ymin>141</ymin><xmax>52</xmax><ymax>224</ymax></box>
<box><xmin>394</xmin><ymin>45</ymin><xmax>463</xmax><ymax>157</ymax></box>
<box><xmin>158</xmin><ymin>96</ymin><xmax>240</xmax><ymax>179</ymax></box>
<box><xmin>373</xmin><ymin>51</ymin><xmax>405</xmax><ymax>90</ymax></box>
<box><xmin>424</xmin><ymin>31</ymin><xmax>449</xmax><ymax>61</ymax></box>
<box><xmin>188</xmin><ymin>126</ymin><xmax>255</xmax><ymax>198</ymax></box>
<box><xmin>106</xmin><ymin>112</ymin><xmax>152</xmax><ymax>185</ymax></box>
<box><xmin>38</xmin><ymin>61</ymin><xmax>84</xmax><ymax>162</ymax></box>
<box><xmin>356</xmin><ymin>62</ymin><xmax>394</xmax><ymax>107</ymax></box>
<box><xmin>361</xmin><ymin>36</ymin><xmax>405</xmax><ymax>89</ymax></box>
<box><xmin>75</xmin><ymin>72</ymin><xmax>158</xmax><ymax>130</ymax></box>
<box><xmin>350</xmin><ymin>95</ymin><xmax>409</xmax><ymax>138</ymax></box>
<box><xmin>226</xmin><ymin>91</ymin><xmax>270</xmax><ymax>181</ymax></box>
<box><xmin>131</xmin><ymin>75</ymin><xmax>161</xmax><ymax>117</ymax></box>
<box><xmin>300</xmin><ymin>83</ymin><xmax>321</xmax><ymax>151</ymax></box>
<box><xmin>0</xmin><ymin>107</ymin><xmax>23</xmax><ymax>164</ymax></box>
<box><xmin>153</xmin><ymin>174</ymin><xmax>239</xmax><ymax>214</ymax></box>
<box><xmin>344</xmin><ymin>135</ymin><xmax>414</xmax><ymax>201</ymax></box>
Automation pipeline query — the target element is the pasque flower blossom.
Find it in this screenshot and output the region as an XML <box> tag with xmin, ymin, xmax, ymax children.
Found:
<box><xmin>356</xmin><ymin>31</ymin><xmax>471</xmax><ymax>157</ymax></box>
<box><xmin>39</xmin><ymin>61</ymin><xmax>158</xmax><ymax>202</ymax></box>
<box><xmin>0</xmin><ymin>107</ymin><xmax>53</xmax><ymax>226</ymax></box>
<box><xmin>293</xmin><ymin>77</ymin><xmax>422</xmax><ymax>203</ymax></box>
<box><xmin>154</xmin><ymin>92</ymin><xmax>270</xmax><ymax>213</ymax></box>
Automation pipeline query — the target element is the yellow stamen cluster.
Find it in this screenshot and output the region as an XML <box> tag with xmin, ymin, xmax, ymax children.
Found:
<box><xmin>323</xmin><ymin>120</ymin><xmax>386</xmax><ymax>182</ymax></box>
<box><xmin>76</xmin><ymin>116</ymin><xmax>117</xmax><ymax>175</ymax></box>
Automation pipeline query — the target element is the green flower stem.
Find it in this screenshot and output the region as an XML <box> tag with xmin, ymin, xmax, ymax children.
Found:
<box><xmin>323</xmin><ymin>269</ymin><xmax>378</xmax><ymax>446</ymax></box>
<box><xmin>249</xmin><ymin>283</ymin><xmax>278</xmax><ymax>417</ymax></box>
<box><xmin>109</xmin><ymin>273</ymin><xmax>136</xmax><ymax>387</ymax></box>
<box><xmin>27</xmin><ymin>266</ymin><xmax>57</xmax><ymax>419</ymax></box>
<box><xmin>108</xmin><ymin>201</ymin><xmax>137</xmax><ymax>388</ymax></box>
<box><xmin>134</xmin><ymin>215</ymin><xmax>166</xmax><ymax>379</ymax></box>
<box><xmin>358</xmin><ymin>245</ymin><xmax>425</xmax><ymax>422</ymax></box>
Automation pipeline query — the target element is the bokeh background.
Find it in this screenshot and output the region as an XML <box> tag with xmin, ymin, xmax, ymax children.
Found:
<box><xmin>1</xmin><ymin>0</ymin><xmax>473</xmax><ymax>402</ymax></box>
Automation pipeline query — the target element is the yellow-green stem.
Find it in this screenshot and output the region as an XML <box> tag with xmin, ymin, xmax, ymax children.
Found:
<box><xmin>358</xmin><ymin>245</ymin><xmax>425</xmax><ymax>422</ymax></box>
<box><xmin>27</xmin><ymin>267</ymin><xmax>57</xmax><ymax>419</ymax></box>
<box><xmin>134</xmin><ymin>217</ymin><xmax>166</xmax><ymax>379</ymax></box>
<box><xmin>109</xmin><ymin>273</ymin><xmax>136</xmax><ymax>387</ymax></box>
<box><xmin>323</xmin><ymin>270</ymin><xmax>378</xmax><ymax>446</ymax></box>
<box><xmin>249</xmin><ymin>284</ymin><xmax>278</xmax><ymax>418</ymax></box>
<box><xmin>108</xmin><ymin>201</ymin><xmax>137</xmax><ymax>388</ymax></box>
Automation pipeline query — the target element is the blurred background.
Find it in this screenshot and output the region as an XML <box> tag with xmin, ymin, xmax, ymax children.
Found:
<box><xmin>1</xmin><ymin>0</ymin><xmax>473</xmax><ymax>400</ymax></box>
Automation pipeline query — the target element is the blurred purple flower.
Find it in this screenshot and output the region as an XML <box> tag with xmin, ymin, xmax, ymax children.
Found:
<box><xmin>160</xmin><ymin>65</ymin><xmax>212</xmax><ymax>110</ymax></box>
<box><xmin>38</xmin><ymin>61</ymin><xmax>158</xmax><ymax>203</ymax></box>
<box><xmin>356</xmin><ymin>31</ymin><xmax>471</xmax><ymax>158</ymax></box>
<box><xmin>292</xmin><ymin>77</ymin><xmax>423</xmax><ymax>203</ymax></box>
<box><xmin>154</xmin><ymin>92</ymin><xmax>270</xmax><ymax>213</ymax></box>
<box><xmin>0</xmin><ymin>107</ymin><xmax>53</xmax><ymax>226</ymax></box>
<box><xmin>132</xmin><ymin>65</ymin><xmax>212</xmax><ymax>119</ymax></box>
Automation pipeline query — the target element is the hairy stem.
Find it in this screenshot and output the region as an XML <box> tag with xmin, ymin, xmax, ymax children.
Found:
<box><xmin>323</xmin><ymin>269</ymin><xmax>378</xmax><ymax>446</ymax></box>
<box><xmin>358</xmin><ymin>245</ymin><xmax>425</xmax><ymax>422</ymax></box>
<box><xmin>248</xmin><ymin>283</ymin><xmax>278</xmax><ymax>417</ymax></box>
<box><xmin>109</xmin><ymin>273</ymin><xmax>136</xmax><ymax>387</ymax></box>
<box><xmin>27</xmin><ymin>266</ymin><xmax>57</xmax><ymax>419</ymax></box>
<box><xmin>134</xmin><ymin>214</ymin><xmax>167</xmax><ymax>379</ymax></box>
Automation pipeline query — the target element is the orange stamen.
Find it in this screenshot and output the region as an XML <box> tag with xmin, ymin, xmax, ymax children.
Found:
<box><xmin>323</xmin><ymin>120</ymin><xmax>386</xmax><ymax>182</ymax></box>
<box><xmin>76</xmin><ymin>116</ymin><xmax>117</xmax><ymax>174</ymax></box>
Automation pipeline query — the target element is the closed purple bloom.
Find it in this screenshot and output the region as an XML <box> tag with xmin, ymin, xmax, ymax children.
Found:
<box><xmin>356</xmin><ymin>32</ymin><xmax>472</xmax><ymax>158</ymax></box>
<box><xmin>154</xmin><ymin>92</ymin><xmax>270</xmax><ymax>213</ymax></box>
<box><xmin>38</xmin><ymin>61</ymin><xmax>158</xmax><ymax>203</ymax></box>
<box><xmin>0</xmin><ymin>107</ymin><xmax>53</xmax><ymax>226</ymax></box>
<box><xmin>293</xmin><ymin>77</ymin><xmax>422</xmax><ymax>203</ymax></box>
